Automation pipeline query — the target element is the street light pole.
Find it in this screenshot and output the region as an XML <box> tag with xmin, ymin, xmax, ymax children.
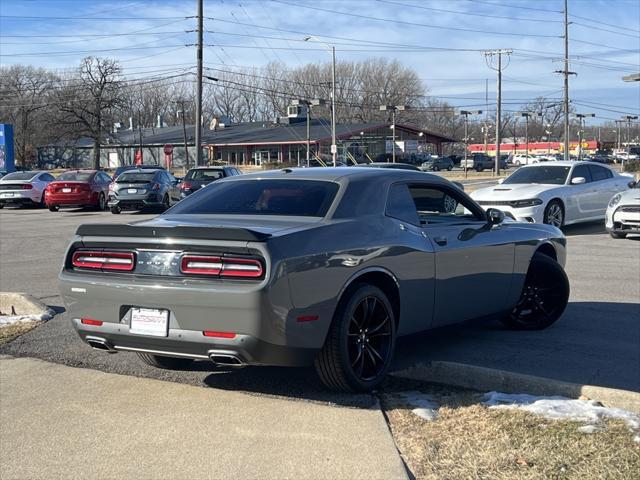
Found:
<box><xmin>518</xmin><ymin>112</ymin><xmax>542</xmax><ymax>159</ymax></box>
<box><xmin>331</xmin><ymin>46</ymin><xmax>337</xmax><ymax>167</ymax></box>
<box><xmin>621</xmin><ymin>115</ymin><xmax>638</xmax><ymax>170</ymax></box>
<box><xmin>291</xmin><ymin>98</ymin><xmax>325</xmax><ymax>168</ymax></box>
<box><xmin>380</xmin><ymin>105</ymin><xmax>408</xmax><ymax>163</ymax></box>
<box><xmin>573</xmin><ymin>113</ymin><xmax>595</xmax><ymax>160</ymax></box>
<box><xmin>459</xmin><ymin>110</ymin><xmax>482</xmax><ymax>178</ymax></box>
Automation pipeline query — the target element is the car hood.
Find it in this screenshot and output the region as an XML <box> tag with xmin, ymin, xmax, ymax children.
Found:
<box><xmin>133</xmin><ymin>214</ymin><xmax>323</xmax><ymax>237</ymax></box>
<box><xmin>471</xmin><ymin>183</ymin><xmax>561</xmax><ymax>200</ymax></box>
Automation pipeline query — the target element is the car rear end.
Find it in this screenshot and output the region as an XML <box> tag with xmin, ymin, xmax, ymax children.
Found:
<box><xmin>45</xmin><ymin>172</ymin><xmax>98</xmax><ymax>208</ymax></box>
<box><xmin>108</xmin><ymin>171</ymin><xmax>164</xmax><ymax>210</ymax></box>
<box><xmin>180</xmin><ymin>168</ymin><xmax>225</xmax><ymax>198</ymax></box>
<box><xmin>0</xmin><ymin>173</ymin><xmax>42</xmax><ymax>207</ymax></box>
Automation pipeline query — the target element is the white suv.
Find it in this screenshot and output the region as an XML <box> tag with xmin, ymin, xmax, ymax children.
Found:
<box><xmin>511</xmin><ymin>154</ymin><xmax>539</xmax><ymax>166</ymax></box>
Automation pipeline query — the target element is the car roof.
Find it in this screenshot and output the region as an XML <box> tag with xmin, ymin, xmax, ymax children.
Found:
<box><xmin>230</xmin><ymin>166</ymin><xmax>445</xmax><ymax>183</ymax></box>
<box><xmin>189</xmin><ymin>166</ymin><xmax>227</xmax><ymax>170</ymax></box>
<box><xmin>119</xmin><ymin>168</ymin><xmax>162</xmax><ymax>173</ymax></box>
<box><xmin>520</xmin><ymin>161</ymin><xmax>609</xmax><ymax>168</ymax></box>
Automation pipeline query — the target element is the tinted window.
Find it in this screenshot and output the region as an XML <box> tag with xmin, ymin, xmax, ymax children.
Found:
<box><xmin>409</xmin><ymin>186</ymin><xmax>481</xmax><ymax>220</ymax></box>
<box><xmin>571</xmin><ymin>165</ymin><xmax>592</xmax><ymax>183</ymax></box>
<box><xmin>185</xmin><ymin>169</ymin><xmax>225</xmax><ymax>180</ymax></box>
<box><xmin>57</xmin><ymin>171</ymin><xmax>94</xmax><ymax>182</ymax></box>
<box><xmin>386</xmin><ymin>184</ymin><xmax>420</xmax><ymax>225</ymax></box>
<box><xmin>588</xmin><ymin>165</ymin><xmax>612</xmax><ymax>181</ymax></box>
<box><xmin>41</xmin><ymin>173</ymin><xmax>56</xmax><ymax>181</ymax></box>
<box><xmin>2</xmin><ymin>171</ymin><xmax>38</xmax><ymax>181</ymax></box>
<box><xmin>168</xmin><ymin>179</ymin><xmax>339</xmax><ymax>217</ymax></box>
<box><xmin>117</xmin><ymin>172</ymin><xmax>157</xmax><ymax>183</ymax></box>
<box><xmin>503</xmin><ymin>166</ymin><xmax>571</xmax><ymax>185</ymax></box>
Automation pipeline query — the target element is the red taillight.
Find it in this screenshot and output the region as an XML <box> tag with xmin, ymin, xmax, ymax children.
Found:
<box><xmin>72</xmin><ymin>250</ymin><xmax>135</xmax><ymax>271</ymax></box>
<box><xmin>180</xmin><ymin>255</ymin><xmax>263</xmax><ymax>278</ymax></box>
<box><xmin>202</xmin><ymin>330</ymin><xmax>236</xmax><ymax>339</ymax></box>
<box><xmin>180</xmin><ymin>181</ymin><xmax>192</xmax><ymax>190</ymax></box>
<box><xmin>81</xmin><ymin>318</ymin><xmax>103</xmax><ymax>326</ymax></box>
<box><xmin>22</xmin><ymin>184</ymin><xmax>33</xmax><ymax>190</ymax></box>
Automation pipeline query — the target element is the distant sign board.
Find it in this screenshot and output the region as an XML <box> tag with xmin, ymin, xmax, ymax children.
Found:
<box><xmin>0</xmin><ymin>124</ymin><xmax>15</xmax><ymax>173</ymax></box>
<box><xmin>385</xmin><ymin>140</ymin><xmax>417</xmax><ymax>154</ymax></box>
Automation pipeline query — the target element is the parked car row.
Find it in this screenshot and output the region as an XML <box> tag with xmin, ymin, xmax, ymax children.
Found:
<box><xmin>0</xmin><ymin>166</ymin><xmax>240</xmax><ymax>212</ymax></box>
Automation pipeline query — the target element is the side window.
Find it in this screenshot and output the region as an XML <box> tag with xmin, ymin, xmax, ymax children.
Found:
<box><xmin>408</xmin><ymin>185</ymin><xmax>483</xmax><ymax>222</ymax></box>
<box><xmin>42</xmin><ymin>173</ymin><xmax>55</xmax><ymax>181</ymax></box>
<box><xmin>571</xmin><ymin>165</ymin><xmax>592</xmax><ymax>183</ymax></box>
<box><xmin>588</xmin><ymin>165</ymin><xmax>612</xmax><ymax>181</ymax></box>
<box><xmin>386</xmin><ymin>184</ymin><xmax>420</xmax><ymax>226</ymax></box>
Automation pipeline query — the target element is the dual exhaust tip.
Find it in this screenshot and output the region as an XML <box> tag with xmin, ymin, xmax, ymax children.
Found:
<box><xmin>85</xmin><ymin>336</ymin><xmax>244</xmax><ymax>366</ymax></box>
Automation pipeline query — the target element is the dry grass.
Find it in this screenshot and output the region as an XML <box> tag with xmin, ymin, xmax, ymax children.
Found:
<box><xmin>0</xmin><ymin>321</ymin><xmax>41</xmax><ymax>345</ymax></box>
<box><xmin>382</xmin><ymin>386</ymin><xmax>640</xmax><ymax>480</ymax></box>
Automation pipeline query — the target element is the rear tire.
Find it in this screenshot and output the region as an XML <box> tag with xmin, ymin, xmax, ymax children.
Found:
<box><xmin>110</xmin><ymin>206</ymin><xmax>121</xmax><ymax>214</ymax></box>
<box><xmin>0</xmin><ymin>203</ymin><xmax>4</xmax><ymax>209</ymax></box>
<box><xmin>162</xmin><ymin>194</ymin><xmax>170</xmax><ymax>211</ymax></box>
<box><xmin>315</xmin><ymin>284</ymin><xmax>396</xmax><ymax>392</ymax></box>
<box><xmin>447</xmin><ymin>165</ymin><xmax>453</xmax><ymax>171</ymax></box>
<box><xmin>48</xmin><ymin>205</ymin><xmax>59</xmax><ymax>212</ymax></box>
<box><xmin>476</xmin><ymin>165</ymin><xmax>483</xmax><ymax>172</ymax></box>
<box><xmin>610</xmin><ymin>231</ymin><xmax>627</xmax><ymax>239</ymax></box>
<box><xmin>137</xmin><ymin>353</ymin><xmax>193</xmax><ymax>370</ymax></box>
<box><xmin>433</xmin><ymin>165</ymin><xmax>440</xmax><ymax>171</ymax></box>
<box><xmin>97</xmin><ymin>193</ymin><xmax>106</xmax><ymax>211</ymax></box>
<box><xmin>502</xmin><ymin>253</ymin><xmax>569</xmax><ymax>330</ymax></box>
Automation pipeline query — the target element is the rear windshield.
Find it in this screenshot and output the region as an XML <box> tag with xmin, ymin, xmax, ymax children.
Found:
<box><xmin>169</xmin><ymin>179</ymin><xmax>339</xmax><ymax>217</ymax></box>
<box><xmin>2</xmin><ymin>172</ymin><xmax>38</xmax><ymax>181</ymax></box>
<box><xmin>57</xmin><ymin>171</ymin><xmax>93</xmax><ymax>182</ymax></box>
<box><xmin>117</xmin><ymin>172</ymin><xmax>156</xmax><ymax>183</ymax></box>
<box><xmin>503</xmin><ymin>166</ymin><xmax>571</xmax><ymax>185</ymax></box>
<box><xmin>185</xmin><ymin>169</ymin><xmax>224</xmax><ymax>180</ymax></box>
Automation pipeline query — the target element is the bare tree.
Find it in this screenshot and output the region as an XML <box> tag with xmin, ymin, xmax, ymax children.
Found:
<box><xmin>56</xmin><ymin>57</ymin><xmax>123</xmax><ymax>169</ymax></box>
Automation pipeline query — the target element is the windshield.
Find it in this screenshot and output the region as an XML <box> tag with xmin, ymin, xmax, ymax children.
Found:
<box><xmin>117</xmin><ymin>172</ymin><xmax>156</xmax><ymax>183</ymax></box>
<box><xmin>185</xmin><ymin>169</ymin><xmax>224</xmax><ymax>181</ymax></box>
<box><xmin>57</xmin><ymin>171</ymin><xmax>94</xmax><ymax>182</ymax></box>
<box><xmin>2</xmin><ymin>171</ymin><xmax>38</xmax><ymax>181</ymax></box>
<box><xmin>503</xmin><ymin>166</ymin><xmax>571</xmax><ymax>185</ymax></box>
<box><xmin>168</xmin><ymin>179</ymin><xmax>339</xmax><ymax>217</ymax></box>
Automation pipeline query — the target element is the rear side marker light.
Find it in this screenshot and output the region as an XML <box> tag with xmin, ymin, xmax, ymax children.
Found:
<box><xmin>203</xmin><ymin>331</ymin><xmax>236</xmax><ymax>339</ymax></box>
<box><xmin>181</xmin><ymin>255</ymin><xmax>263</xmax><ymax>278</ymax></box>
<box><xmin>81</xmin><ymin>318</ymin><xmax>103</xmax><ymax>326</ymax></box>
<box><xmin>297</xmin><ymin>315</ymin><xmax>319</xmax><ymax>323</ymax></box>
<box><xmin>72</xmin><ymin>251</ymin><xmax>135</xmax><ymax>271</ymax></box>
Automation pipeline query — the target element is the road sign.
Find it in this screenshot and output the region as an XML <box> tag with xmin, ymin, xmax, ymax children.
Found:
<box><xmin>163</xmin><ymin>144</ymin><xmax>174</xmax><ymax>155</ymax></box>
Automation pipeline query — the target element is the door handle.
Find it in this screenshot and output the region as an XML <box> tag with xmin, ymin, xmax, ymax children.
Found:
<box><xmin>433</xmin><ymin>236</ymin><xmax>448</xmax><ymax>246</ymax></box>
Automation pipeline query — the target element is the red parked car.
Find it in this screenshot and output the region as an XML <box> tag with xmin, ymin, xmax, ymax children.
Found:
<box><xmin>45</xmin><ymin>170</ymin><xmax>112</xmax><ymax>212</ymax></box>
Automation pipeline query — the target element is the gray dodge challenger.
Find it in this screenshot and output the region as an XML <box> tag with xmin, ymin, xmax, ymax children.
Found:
<box><xmin>59</xmin><ymin>168</ymin><xmax>569</xmax><ymax>392</ymax></box>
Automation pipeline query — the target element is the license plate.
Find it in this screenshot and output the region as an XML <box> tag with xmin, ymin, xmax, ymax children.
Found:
<box><xmin>62</xmin><ymin>188</ymin><xmax>72</xmax><ymax>193</ymax></box>
<box><xmin>130</xmin><ymin>308</ymin><xmax>169</xmax><ymax>337</ymax></box>
<box><xmin>127</xmin><ymin>188</ymin><xmax>137</xmax><ymax>194</ymax></box>
<box><xmin>0</xmin><ymin>193</ymin><xmax>14</xmax><ymax>198</ymax></box>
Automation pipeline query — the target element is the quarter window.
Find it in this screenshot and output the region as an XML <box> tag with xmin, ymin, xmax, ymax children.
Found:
<box><xmin>386</xmin><ymin>184</ymin><xmax>420</xmax><ymax>225</ymax></box>
<box><xmin>588</xmin><ymin>165</ymin><xmax>612</xmax><ymax>181</ymax></box>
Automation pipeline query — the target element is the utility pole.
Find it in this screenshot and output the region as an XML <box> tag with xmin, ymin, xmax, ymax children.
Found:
<box><xmin>483</xmin><ymin>49</ymin><xmax>512</xmax><ymax>175</ymax></box>
<box><xmin>137</xmin><ymin>110</ymin><xmax>144</xmax><ymax>165</ymax></box>
<box><xmin>331</xmin><ymin>46</ymin><xmax>337</xmax><ymax>167</ymax></box>
<box><xmin>194</xmin><ymin>0</ymin><xmax>204</xmax><ymax>166</ymax></box>
<box><xmin>573</xmin><ymin>113</ymin><xmax>595</xmax><ymax>160</ymax></box>
<box><xmin>622</xmin><ymin>115</ymin><xmax>638</xmax><ymax>169</ymax></box>
<box><xmin>175</xmin><ymin>99</ymin><xmax>190</xmax><ymax>169</ymax></box>
<box><xmin>380</xmin><ymin>105</ymin><xmax>408</xmax><ymax>163</ymax></box>
<box><xmin>545</xmin><ymin>124</ymin><xmax>553</xmax><ymax>154</ymax></box>
<box><xmin>555</xmin><ymin>0</ymin><xmax>577</xmax><ymax>161</ymax></box>
<box><xmin>459</xmin><ymin>110</ymin><xmax>482</xmax><ymax>178</ymax></box>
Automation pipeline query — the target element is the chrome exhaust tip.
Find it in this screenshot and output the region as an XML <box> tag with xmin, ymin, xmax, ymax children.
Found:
<box><xmin>209</xmin><ymin>352</ymin><xmax>244</xmax><ymax>367</ymax></box>
<box><xmin>85</xmin><ymin>336</ymin><xmax>116</xmax><ymax>353</ymax></box>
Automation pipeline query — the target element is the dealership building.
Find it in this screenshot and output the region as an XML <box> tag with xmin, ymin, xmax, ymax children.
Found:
<box><xmin>37</xmin><ymin>115</ymin><xmax>455</xmax><ymax>169</ymax></box>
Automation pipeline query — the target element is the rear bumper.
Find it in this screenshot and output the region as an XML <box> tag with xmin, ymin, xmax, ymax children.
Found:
<box><xmin>72</xmin><ymin>319</ymin><xmax>316</xmax><ymax>366</ymax></box>
<box><xmin>0</xmin><ymin>191</ymin><xmax>40</xmax><ymax>204</ymax></box>
<box><xmin>108</xmin><ymin>193</ymin><xmax>162</xmax><ymax>209</ymax></box>
<box><xmin>46</xmin><ymin>192</ymin><xmax>97</xmax><ymax>206</ymax></box>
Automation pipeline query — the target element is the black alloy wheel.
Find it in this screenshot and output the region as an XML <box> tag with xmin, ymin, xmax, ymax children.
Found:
<box><xmin>503</xmin><ymin>253</ymin><xmax>570</xmax><ymax>330</ymax></box>
<box><xmin>315</xmin><ymin>284</ymin><xmax>396</xmax><ymax>392</ymax></box>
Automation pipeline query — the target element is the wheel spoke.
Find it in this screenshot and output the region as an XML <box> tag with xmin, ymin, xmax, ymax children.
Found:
<box><xmin>351</xmin><ymin>344</ymin><xmax>364</xmax><ymax>370</ymax></box>
<box><xmin>366</xmin><ymin>343</ymin><xmax>384</xmax><ymax>362</ymax></box>
<box><xmin>362</xmin><ymin>297</ymin><xmax>376</xmax><ymax>329</ymax></box>
<box><xmin>368</xmin><ymin>315</ymin><xmax>389</xmax><ymax>335</ymax></box>
<box><xmin>364</xmin><ymin>345</ymin><xmax>378</xmax><ymax>368</ymax></box>
<box><xmin>533</xmin><ymin>296</ymin><xmax>552</xmax><ymax>316</ymax></box>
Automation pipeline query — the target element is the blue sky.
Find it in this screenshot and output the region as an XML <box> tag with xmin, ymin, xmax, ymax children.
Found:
<box><xmin>1</xmin><ymin>0</ymin><xmax>638</xmax><ymax>126</ymax></box>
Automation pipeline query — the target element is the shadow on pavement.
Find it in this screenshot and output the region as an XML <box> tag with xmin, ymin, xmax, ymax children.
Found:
<box><xmin>562</xmin><ymin>221</ymin><xmax>606</xmax><ymax>237</ymax></box>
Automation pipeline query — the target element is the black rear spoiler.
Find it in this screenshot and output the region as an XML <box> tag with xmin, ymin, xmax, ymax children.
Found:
<box><xmin>76</xmin><ymin>224</ymin><xmax>271</xmax><ymax>242</ymax></box>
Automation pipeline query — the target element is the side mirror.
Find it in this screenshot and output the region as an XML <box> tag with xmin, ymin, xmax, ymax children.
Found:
<box><xmin>486</xmin><ymin>208</ymin><xmax>505</xmax><ymax>225</ymax></box>
<box><xmin>571</xmin><ymin>177</ymin><xmax>586</xmax><ymax>185</ymax></box>
<box><xmin>628</xmin><ymin>180</ymin><xmax>637</xmax><ymax>189</ymax></box>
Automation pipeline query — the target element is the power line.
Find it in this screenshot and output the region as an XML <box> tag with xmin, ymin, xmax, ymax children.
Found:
<box><xmin>463</xmin><ymin>0</ymin><xmax>562</xmax><ymax>14</ymax></box>
<box><xmin>270</xmin><ymin>0</ymin><xmax>562</xmax><ymax>38</ymax></box>
<box><xmin>0</xmin><ymin>14</ymin><xmax>190</xmax><ymax>20</ymax></box>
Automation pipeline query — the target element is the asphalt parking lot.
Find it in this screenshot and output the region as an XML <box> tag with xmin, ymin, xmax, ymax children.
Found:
<box><xmin>0</xmin><ymin>204</ymin><xmax>638</xmax><ymax>396</ymax></box>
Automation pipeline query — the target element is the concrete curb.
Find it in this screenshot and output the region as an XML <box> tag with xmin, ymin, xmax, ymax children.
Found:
<box><xmin>392</xmin><ymin>361</ymin><xmax>640</xmax><ymax>413</ymax></box>
<box><xmin>0</xmin><ymin>292</ymin><xmax>54</xmax><ymax>319</ymax></box>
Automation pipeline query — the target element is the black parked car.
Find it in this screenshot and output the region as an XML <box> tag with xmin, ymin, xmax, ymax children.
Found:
<box><xmin>420</xmin><ymin>156</ymin><xmax>454</xmax><ymax>171</ymax></box>
<box><xmin>180</xmin><ymin>166</ymin><xmax>242</xmax><ymax>198</ymax></box>
<box><xmin>108</xmin><ymin>168</ymin><xmax>180</xmax><ymax>214</ymax></box>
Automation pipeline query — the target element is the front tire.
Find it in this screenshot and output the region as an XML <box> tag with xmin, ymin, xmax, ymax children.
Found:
<box><xmin>315</xmin><ymin>284</ymin><xmax>396</xmax><ymax>392</ymax></box>
<box><xmin>610</xmin><ymin>231</ymin><xmax>627</xmax><ymax>239</ymax></box>
<box><xmin>137</xmin><ymin>353</ymin><xmax>193</xmax><ymax>370</ymax></box>
<box><xmin>96</xmin><ymin>193</ymin><xmax>106</xmax><ymax>211</ymax></box>
<box><xmin>503</xmin><ymin>253</ymin><xmax>569</xmax><ymax>330</ymax></box>
<box><xmin>543</xmin><ymin>200</ymin><xmax>564</xmax><ymax>227</ymax></box>
<box><xmin>110</xmin><ymin>206</ymin><xmax>121</xmax><ymax>214</ymax></box>
<box><xmin>48</xmin><ymin>205</ymin><xmax>59</xmax><ymax>212</ymax></box>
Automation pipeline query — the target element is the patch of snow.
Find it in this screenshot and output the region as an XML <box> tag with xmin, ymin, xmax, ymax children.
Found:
<box><xmin>0</xmin><ymin>313</ymin><xmax>48</xmax><ymax>327</ymax></box>
<box><xmin>482</xmin><ymin>392</ymin><xmax>640</xmax><ymax>431</ymax></box>
<box><xmin>397</xmin><ymin>391</ymin><xmax>439</xmax><ymax>421</ymax></box>
<box><xmin>634</xmin><ymin>435</ymin><xmax>640</xmax><ymax>444</ymax></box>
<box><xmin>577</xmin><ymin>425</ymin><xmax>598</xmax><ymax>434</ymax></box>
